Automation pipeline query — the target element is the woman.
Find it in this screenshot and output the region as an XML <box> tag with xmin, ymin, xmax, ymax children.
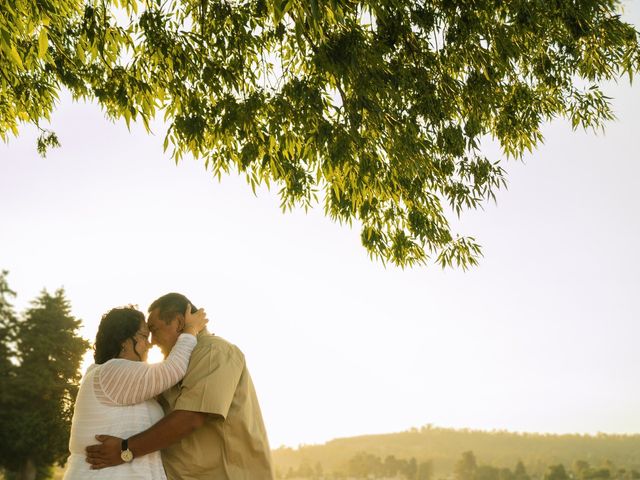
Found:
<box><xmin>64</xmin><ymin>304</ymin><xmax>207</xmax><ymax>479</ymax></box>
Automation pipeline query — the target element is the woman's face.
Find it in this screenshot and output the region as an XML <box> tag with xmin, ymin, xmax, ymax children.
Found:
<box><xmin>120</xmin><ymin>319</ymin><xmax>151</xmax><ymax>362</ymax></box>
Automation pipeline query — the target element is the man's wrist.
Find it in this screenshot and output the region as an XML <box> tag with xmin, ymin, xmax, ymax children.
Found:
<box><xmin>128</xmin><ymin>435</ymin><xmax>144</xmax><ymax>458</ymax></box>
<box><xmin>120</xmin><ymin>438</ymin><xmax>134</xmax><ymax>462</ymax></box>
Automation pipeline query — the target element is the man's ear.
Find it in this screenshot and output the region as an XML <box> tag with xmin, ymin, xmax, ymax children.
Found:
<box><xmin>175</xmin><ymin>314</ymin><xmax>185</xmax><ymax>332</ymax></box>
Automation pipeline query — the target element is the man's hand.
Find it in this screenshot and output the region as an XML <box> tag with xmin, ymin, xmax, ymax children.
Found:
<box><xmin>85</xmin><ymin>410</ymin><xmax>208</xmax><ymax>468</ymax></box>
<box><xmin>85</xmin><ymin>435</ymin><xmax>124</xmax><ymax>469</ymax></box>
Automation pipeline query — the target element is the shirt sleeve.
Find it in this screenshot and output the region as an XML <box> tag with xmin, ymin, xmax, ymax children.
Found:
<box><xmin>95</xmin><ymin>333</ymin><xmax>198</xmax><ymax>406</ymax></box>
<box><xmin>173</xmin><ymin>343</ymin><xmax>244</xmax><ymax>419</ymax></box>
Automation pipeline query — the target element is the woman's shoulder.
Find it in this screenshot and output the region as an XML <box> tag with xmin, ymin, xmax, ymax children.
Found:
<box><xmin>102</xmin><ymin>357</ymin><xmax>141</xmax><ymax>365</ymax></box>
<box><xmin>85</xmin><ymin>363</ymin><xmax>97</xmax><ymax>373</ymax></box>
<box><xmin>96</xmin><ymin>358</ymin><xmax>142</xmax><ymax>373</ymax></box>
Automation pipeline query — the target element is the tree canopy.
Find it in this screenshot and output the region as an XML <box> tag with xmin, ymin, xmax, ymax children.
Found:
<box><xmin>2</xmin><ymin>0</ymin><xmax>639</xmax><ymax>266</ymax></box>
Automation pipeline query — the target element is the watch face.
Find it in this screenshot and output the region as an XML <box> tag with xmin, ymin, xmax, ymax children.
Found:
<box><xmin>121</xmin><ymin>449</ymin><xmax>134</xmax><ymax>462</ymax></box>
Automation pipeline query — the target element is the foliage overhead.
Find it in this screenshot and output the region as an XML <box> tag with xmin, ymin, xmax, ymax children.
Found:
<box><xmin>2</xmin><ymin>0</ymin><xmax>639</xmax><ymax>266</ymax></box>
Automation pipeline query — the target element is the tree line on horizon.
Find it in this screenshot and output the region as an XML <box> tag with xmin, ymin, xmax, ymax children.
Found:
<box><xmin>275</xmin><ymin>449</ymin><xmax>640</xmax><ymax>480</ymax></box>
<box><xmin>0</xmin><ymin>271</ymin><xmax>88</xmax><ymax>480</ymax></box>
<box><xmin>272</xmin><ymin>426</ymin><xmax>640</xmax><ymax>480</ymax></box>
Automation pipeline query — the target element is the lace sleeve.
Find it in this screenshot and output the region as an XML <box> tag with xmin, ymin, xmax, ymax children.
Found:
<box><xmin>94</xmin><ymin>333</ymin><xmax>197</xmax><ymax>406</ymax></box>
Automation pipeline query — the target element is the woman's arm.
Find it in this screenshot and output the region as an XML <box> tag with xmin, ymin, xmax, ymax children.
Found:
<box><xmin>94</xmin><ymin>333</ymin><xmax>197</xmax><ymax>406</ymax></box>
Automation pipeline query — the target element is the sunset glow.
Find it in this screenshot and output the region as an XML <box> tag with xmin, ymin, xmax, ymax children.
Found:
<box><xmin>2</xmin><ymin>3</ymin><xmax>639</xmax><ymax>448</ymax></box>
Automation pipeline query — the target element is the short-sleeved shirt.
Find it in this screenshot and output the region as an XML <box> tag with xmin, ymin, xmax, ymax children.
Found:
<box><xmin>159</xmin><ymin>332</ymin><xmax>274</xmax><ymax>480</ymax></box>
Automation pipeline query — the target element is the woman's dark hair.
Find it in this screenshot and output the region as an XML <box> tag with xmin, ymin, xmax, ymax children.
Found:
<box><xmin>94</xmin><ymin>307</ymin><xmax>145</xmax><ymax>364</ymax></box>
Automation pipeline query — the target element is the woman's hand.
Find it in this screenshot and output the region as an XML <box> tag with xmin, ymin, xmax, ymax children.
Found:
<box><xmin>183</xmin><ymin>304</ymin><xmax>208</xmax><ymax>336</ymax></box>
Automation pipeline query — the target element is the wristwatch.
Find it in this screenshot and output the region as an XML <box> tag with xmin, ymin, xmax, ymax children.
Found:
<box><xmin>120</xmin><ymin>438</ymin><xmax>134</xmax><ymax>463</ymax></box>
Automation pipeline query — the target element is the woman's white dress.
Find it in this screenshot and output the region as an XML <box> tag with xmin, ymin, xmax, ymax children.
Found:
<box><xmin>63</xmin><ymin>334</ymin><xmax>197</xmax><ymax>480</ymax></box>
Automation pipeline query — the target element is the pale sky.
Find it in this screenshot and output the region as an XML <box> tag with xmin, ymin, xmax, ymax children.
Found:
<box><xmin>1</xmin><ymin>5</ymin><xmax>639</xmax><ymax>448</ymax></box>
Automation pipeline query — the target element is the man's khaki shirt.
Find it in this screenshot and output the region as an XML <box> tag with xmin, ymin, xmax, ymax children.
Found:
<box><xmin>160</xmin><ymin>332</ymin><xmax>274</xmax><ymax>480</ymax></box>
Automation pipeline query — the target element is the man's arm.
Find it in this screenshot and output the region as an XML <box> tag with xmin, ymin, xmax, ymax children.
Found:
<box><xmin>85</xmin><ymin>409</ymin><xmax>209</xmax><ymax>469</ymax></box>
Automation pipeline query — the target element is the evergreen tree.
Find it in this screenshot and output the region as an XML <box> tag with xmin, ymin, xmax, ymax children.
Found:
<box><xmin>383</xmin><ymin>454</ymin><xmax>401</xmax><ymax>478</ymax></box>
<box><xmin>0</xmin><ymin>270</ymin><xmax>17</xmax><ymax>385</ymax></box>
<box><xmin>0</xmin><ymin>271</ymin><xmax>18</xmax><ymax>478</ymax></box>
<box><xmin>585</xmin><ymin>469</ymin><xmax>612</xmax><ymax>480</ymax></box>
<box><xmin>499</xmin><ymin>467</ymin><xmax>515</xmax><ymax>480</ymax></box>
<box><xmin>574</xmin><ymin>461</ymin><xmax>591</xmax><ymax>480</ymax></box>
<box><xmin>296</xmin><ymin>459</ymin><xmax>315</xmax><ymax>478</ymax></box>
<box><xmin>455</xmin><ymin>451</ymin><xmax>478</xmax><ymax>480</ymax></box>
<box><xmin>476</xmin><ymin>465</ymin><xmax>500</xmax><ymax>480</ymax></box>
<box><xmin>0</xmin><ymin>288</ymin><xmax>89</xmax><ymax>480</ymax></box>
<box><xmin>405</xmin><ymin>457</ymin><xmax>418</xmax><ymax>480</ymax></box>
<box><xmin>418</xmin><ymin>460</ymin><xmax>434</xmax><ymax>480</ymax></box>
<box><xmin>515</xmin><ymin>461</ymin><xmax>531</xmax><ymax>480</ymax></box>
<box><xmin>347</xmin><ymin>452</ymin><xmax>384</xmax><ymax>478</ymax></box>
<box><xmin>545</xmin><ymin>465</ymin><xmax>570</xmax><ymax>480</ymax></box>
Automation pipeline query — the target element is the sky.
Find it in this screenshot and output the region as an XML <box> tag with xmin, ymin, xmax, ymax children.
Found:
<box><xmin>1</xmin><ymin>6</ymin><xmax>639</xmax><ymax>449</ymax></box>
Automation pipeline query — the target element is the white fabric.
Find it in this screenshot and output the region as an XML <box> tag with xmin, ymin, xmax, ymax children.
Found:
<box><xmin>63</xmin><ymin>333</ymin><xmax>197</xmax><ymax>480</ymax></box>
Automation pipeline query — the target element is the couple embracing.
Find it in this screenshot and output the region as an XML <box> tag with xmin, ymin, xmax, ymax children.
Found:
<box><xmin>64</xmin><ymin>292</ymin><xmax>274</xmax><ymax>480</ymax></box>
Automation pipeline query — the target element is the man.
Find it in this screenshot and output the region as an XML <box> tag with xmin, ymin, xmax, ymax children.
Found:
<box><xmin>86</xmin><ymin>292</ymin><xmax>274</xmax><ymax>480</ymax></box>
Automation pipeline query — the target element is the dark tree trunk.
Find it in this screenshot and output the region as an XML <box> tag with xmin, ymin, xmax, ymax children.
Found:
<box><xmin>17</xmin><ymin>458</ymin><xmax>37</xmax><ymax>480</ymax></box>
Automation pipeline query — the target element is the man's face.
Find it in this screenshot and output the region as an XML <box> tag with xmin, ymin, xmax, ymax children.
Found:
<box><xmin>147</xmin><ymin>308</ymin><xmax>182</xmax><ymax>356</ymax></box>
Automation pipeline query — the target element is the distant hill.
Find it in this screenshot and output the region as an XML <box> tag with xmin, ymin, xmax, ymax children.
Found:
<box><xmin>273</xmin><ymin>426</ymin><xmax>640</xmax><ymax>478</ymax></box>
<box><xmin>5</xmin><ymin>427</ymin><xmax>637</xmax><ymax>480</ymax></box>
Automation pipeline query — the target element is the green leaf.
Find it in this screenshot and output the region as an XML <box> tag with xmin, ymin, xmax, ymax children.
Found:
<box><xmin>38</xmin><ymin>28</ymin><xmax>48</xmax><ymax>59</ymax></box>
<box><xmin>7</xmin><ymin>45</ymin><xmax>23</xmax><ymax>68</ymax></box>
<box><xmin>310</xmin><ymin>0</ymin><xmax>320</xmax><ymax>22</ymax></box>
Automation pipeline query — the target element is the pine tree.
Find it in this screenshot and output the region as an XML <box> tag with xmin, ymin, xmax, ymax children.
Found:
<box><xmin>0</xmin><ymin>286</ymin><xmax>89</xmax><ymax>480</ymax></box>
<box><xmin>0</xmin><ymin>270</ymin><xmax>17</xmax><ymax>375</ymax></box>
<box><xmin>418</xmin><ymin>460</ymin><xmax>434</xmax><ymax>480</ymax></box>
<box><xmin>455</xmin><ymin>451</ymin><xmax>478</xmax><ymax>480</ymax></box>
<box><xmin>545</xmin><ymin>465</ymin><xmax>570</xmax><ymax>480</ymax></box>
<box><xmin>0</xmin><ymin>271</ymin><xmax>18</xmax><ymax>478</ymax></box>
<box><xmin>515</xmin><ymin>461</ymin><xmax>531</xmax><ymax>480</ymax></box>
